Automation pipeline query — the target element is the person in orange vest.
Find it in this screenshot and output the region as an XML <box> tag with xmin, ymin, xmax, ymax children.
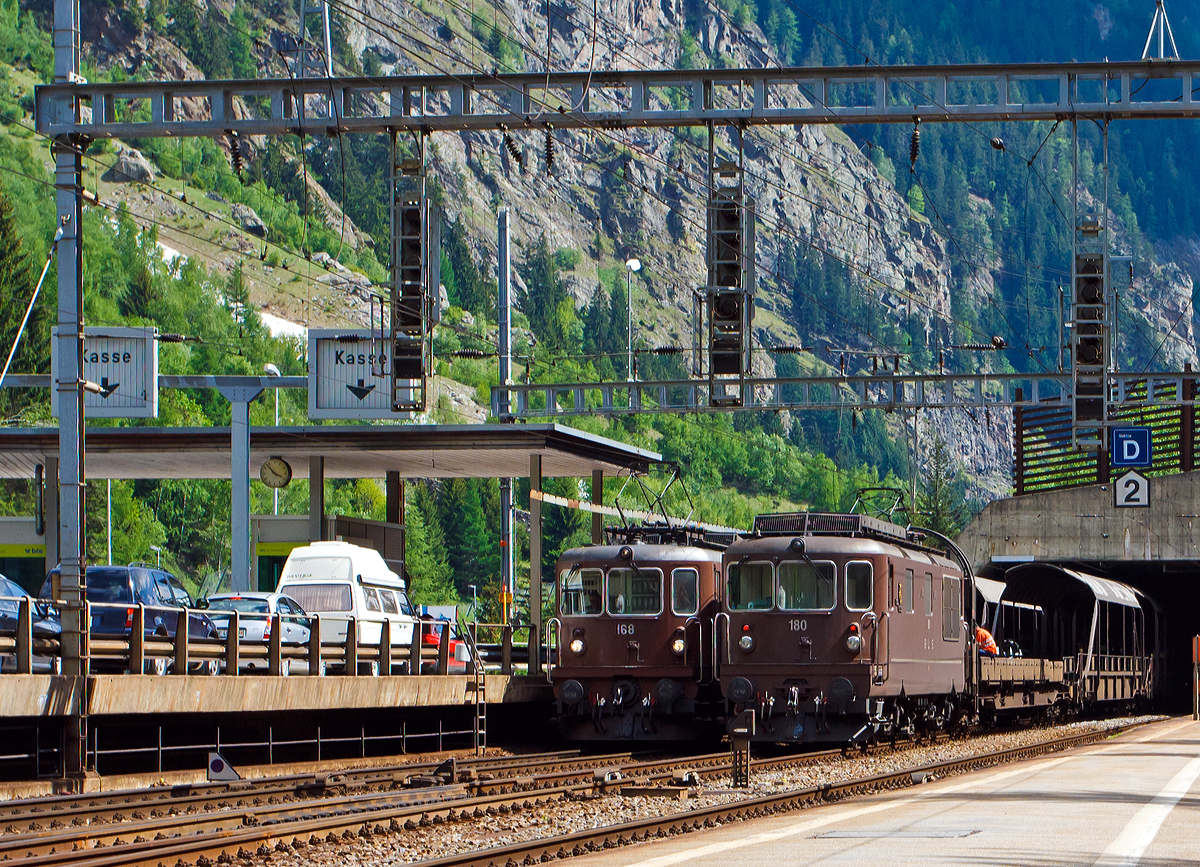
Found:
<box><xmin>976</xmin><ymin>625</ymin><xmax>999</xmax><ymax>657</ymax></box>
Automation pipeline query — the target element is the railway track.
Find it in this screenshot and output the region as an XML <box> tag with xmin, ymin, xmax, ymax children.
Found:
<box><xmin>416</xmin><ymin>721</ymin><xmax>1150</xmax><ymax>867</ymax></box>
<box><xmin>0</xmin><ymin>749</ymin><xmax>633</xmax><ymax>825</ymax></box>
<box><xmin>0</xmin><ymin>721</ymin><xmax>1147</xmax><ymax>867</ymax></box>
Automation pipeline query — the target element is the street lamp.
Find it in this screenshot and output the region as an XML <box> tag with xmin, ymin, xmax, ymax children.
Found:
<box><xmin>467</xmin><ymin>584</ymin><xmax>478</xmax><ymax>623</ymax></box>
<box><xmin>149</xmin><ymin>545</ymin><xmax>162</xmax><ymax>567</ymax></box>
<box><xmin>625</xmin><ymin>258</ymin><xmax>640</xmax><ymax>381</ymax></box>
<box><xmin>263</xmin><ymin>363</ymin><xmax>282</xmax><ymax>514</ymax></box>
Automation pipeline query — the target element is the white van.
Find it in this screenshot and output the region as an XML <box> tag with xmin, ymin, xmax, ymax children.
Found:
<box><xmin>276</xmin><ymin>541</ymin><xmax>418</xmax><ymax>670</ymax></box>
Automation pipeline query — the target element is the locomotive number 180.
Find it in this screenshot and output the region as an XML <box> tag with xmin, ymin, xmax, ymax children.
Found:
<box><xmin>789</xmin><ymin>619</ymin><xmax>807</xmax><ymax>632</ymax></box>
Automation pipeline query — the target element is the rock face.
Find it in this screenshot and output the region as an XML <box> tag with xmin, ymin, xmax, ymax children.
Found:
<box><xmin>101</xmin><ymin>148</ymin><xmax>155</xmax><ymax>184</ymax></box>
<box><xmin>90</xmin><ymin>0</ymin><xmax>1200</xmax><ymax>499</ymax></box>
<box><xmin>231</xmin><ymin>203</ymin><xmax>267</xmax><ymax>238</ymax></box>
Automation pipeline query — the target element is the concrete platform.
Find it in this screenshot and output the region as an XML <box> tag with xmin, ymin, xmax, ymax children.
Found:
<box><xmin>575</xmin><ymin>717</ymin><xmax>1200</xmax><ymax>867</ymax></box>
<box><xmin>0</xmin><ymin>674</ymin><xmax>551</xmax><ymax>717</ymax></box>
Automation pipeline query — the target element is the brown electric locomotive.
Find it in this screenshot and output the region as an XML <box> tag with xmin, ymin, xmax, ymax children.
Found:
<box><xmin>549</xmin><ymin>526</ymin><xmax>724</xmax><ymax>741</ymax></box>
<box><xmin>720</xmin><ymin>512</ymin><xmax>967</xmax><ymax>744</ymax></box>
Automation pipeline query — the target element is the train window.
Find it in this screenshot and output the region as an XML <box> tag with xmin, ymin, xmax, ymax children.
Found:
<box><xmin>845</xmin><ymin>561</ymin><xmax>873</xmax><ymax>611</ymax></box>
<box><xmin>904</xmin><ymin>569</ymin><xmax>914</xmax><ymax>614</ymax></box>
<box><xmin>607</xmin><ymin>568</ymin><xmax>663</xmax><ymax>616</ymax></box>
<box><xmin>942</xmin><ymin>576</ymin><xmax>962</xmax><ymax>640</ymax></box>
<box><xmin>560</xmin><ymin>568</ymin><xmax>603</xmax><ymax>616</ymax></box>
<box><xmin>671</xmin><ymin>569</ymin><xmax>699</xmax><ymax>616</ymax></box>
<box><xmin>923</xmin><ymin>573</ymin><xmax>934</xmax><ymax>617</ymax></box>
<box><xmin>727</xmin><ymin>562</ymin><xmax>774</xmax><ymax>610</ymax></box>
<box><xmin>777</xmin><ymin>561</ymin><xmax>835</xmax><ymax>611</ymax></box>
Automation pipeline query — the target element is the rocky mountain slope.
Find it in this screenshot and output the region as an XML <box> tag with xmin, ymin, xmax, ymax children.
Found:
<box><xmin>74</xmin><ymin>0</ymin><xmax>1200</xmax><ymax>499</ymax></box>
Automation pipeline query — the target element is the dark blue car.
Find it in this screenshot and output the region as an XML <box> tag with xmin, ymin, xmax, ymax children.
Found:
<box><xmin>40</xmin><ymin>565</ymin><xmax>220</xmax><ymax>674</ymax></box>
<box><xmin>0</xmin><ymin>575</ymin><xmax>61</xmax><ymax>673</ymax></box>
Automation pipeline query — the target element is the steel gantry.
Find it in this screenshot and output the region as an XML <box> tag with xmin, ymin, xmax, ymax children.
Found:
<box><xmin>489</xmin><ymin>371</ymin><xmax>1200</xmax><ymax>419</ymax></box>
<box><xmin>35</xmin><ymin>60</ymin><xmax>1200</xmax><ymax>139</ymax></box>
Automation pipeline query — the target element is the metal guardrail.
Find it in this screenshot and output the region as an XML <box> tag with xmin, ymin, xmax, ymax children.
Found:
<box><xmin>0</xmin><ymin>597</ymin><xmax>535</xmax><ymax>678</ymax></box>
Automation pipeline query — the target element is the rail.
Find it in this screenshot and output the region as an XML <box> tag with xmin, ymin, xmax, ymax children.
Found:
<box><xmin>713</xmin><ymin>611</ymin><xmax>731</xmax><ymax>679</ymax></box>
<box><xmin>544</xmin><ymin>617</ymin><xmax>561</xmax><ymax>684</ymax></box>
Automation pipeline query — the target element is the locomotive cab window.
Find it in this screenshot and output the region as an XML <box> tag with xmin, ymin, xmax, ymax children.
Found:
<box><xmin>561</xmin><ymin>568</ymin><xmax>603</xmax><ymax>616</ymax></box>
<box><xmin>941</xmin><ymin>576</ymin><xmax>962</xmax><ymax>640</ymax></box>
<box><xmin>845</xmin><ymin>561</ymin><xmax>873</xmax><ymax>611</ymax></box>
<box><xmin>671</xmin><ymin>568</ymin><xmax>699</xmax><ymax>616</ymax></box>
<box><xmin>607</xmin><ymin>568</ymin><xmax>663</xmax><ymax>616</ymax></box>
<box><xmin>777</xmin><ymin>561</ymin><xmax>835</xmax><ymax>611</ymax></box>
<box><xmin>728</xmin><ymin>562</ymin><xmax>774</xmax><ymax>610</ymax></box>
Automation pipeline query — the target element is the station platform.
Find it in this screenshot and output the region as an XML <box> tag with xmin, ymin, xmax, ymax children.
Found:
<box><xmin>0</xmin><ymin>673</ymin><xmax>552</xmax><ymax>717</ymax></box>
<box><xmin>576</xmin><ymin>717</ymin><xmax>1200</xmax><ymax>867</ymax></box>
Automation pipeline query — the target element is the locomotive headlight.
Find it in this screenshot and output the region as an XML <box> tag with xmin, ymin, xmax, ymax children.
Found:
<box><xmin>845</xmin><ymin>633</ymin><xmax>862</xmax><ymax>652</ymax></box>
<box><xmin>569</xmin><ymin>638</ymin><xmax>586</xmax><ymax>655</ymax></box>
<box><xmin>738</xmin><ymin>634</ymin><xmax>755</xmax><ymax>652</ymax></box>
<box><xmin>671</xmin><ymin>637</ymin><xmax>686</xmax><ymax>655</ymax></box>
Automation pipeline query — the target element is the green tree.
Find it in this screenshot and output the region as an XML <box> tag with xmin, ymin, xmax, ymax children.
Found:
<box><xmin>917</xmin><ymin>436</ymin><xmax>968</xmax><ymax>536</ymax></box>
<box><xmin>436</xmin><ymin>478</ymin><xmax>491</xmax><ymax>593</ymax></box>
<box><xmin>520</xmin><ymin>234</ymin><xmax>579</xmax><ymax>353</ymax></box>
<box><xmin>0</xmin><ymin>187</ymin><xmax>41</xmax><ymax>419</ymax></box>
<box><xmin>404</xmin><ymin>483</ymin><xmax>457</xmax><ymax>605</ymax></box>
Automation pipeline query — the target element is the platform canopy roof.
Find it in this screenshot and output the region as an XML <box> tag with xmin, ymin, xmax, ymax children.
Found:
<box><xmin>0</xmin><ymin>424</ymin><xmax>661</xmax><ymax>480</ymax></box>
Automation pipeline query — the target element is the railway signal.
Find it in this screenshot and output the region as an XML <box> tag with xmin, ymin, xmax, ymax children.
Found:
<box><xmin>383</xmin><ymin>145</ymin><xmax>440</xmax><ymax>412</ymax></box>
<box><xmin>705</xmin><ymin>155</ymin><xmax>755</xmax><ymax>406</ymax></box>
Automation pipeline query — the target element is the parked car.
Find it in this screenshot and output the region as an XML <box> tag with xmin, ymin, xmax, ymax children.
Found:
<box><xmin>39</xmin><ymin>564</ymin><xmax>220</xmax><ymax>675</ymax></box>
<box><xmin>418</xmin><ymin>618</ymin><xmax>473</xmax><ymax>674</ymax></box>
<box><xmin>200</xmin><ymin>592</ymin><xmax>311</xmax><ymax>675</ymax></box>
<box><xmin>0</xmin><ymin>574</ymin><xmax>62</xmax><ymax>673</ymax></box>
<box><xmin>276</xmin><ymin>541</ymin><xmax>418</xmax><ymax>674</ymax></box>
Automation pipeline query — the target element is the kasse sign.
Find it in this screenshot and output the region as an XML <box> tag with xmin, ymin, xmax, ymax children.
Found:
<box><xmin>50</xmin><ymin>326</ymin><xmax>158</xmax><ymax>418</ymax></box>
<box><xmin>308</xmin><ymin>328</ymin><xmax>409</xmax><ymax>419</ymax></box>
<box><xmin>1111</xmin><ymin>427</ymin><xmax>1152</xmax><ymax>468</ymax></box>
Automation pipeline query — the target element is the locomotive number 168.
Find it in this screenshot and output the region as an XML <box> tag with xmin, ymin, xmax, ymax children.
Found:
<box><xmin>617</xmin><ymin>623</ymin><xmax>635</xmax><ymax>635</ymax></box>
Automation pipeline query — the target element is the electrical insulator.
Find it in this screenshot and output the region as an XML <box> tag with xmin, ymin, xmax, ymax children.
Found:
<box><xmin>503</xmin><ymin>133</ymin><xmax>525</xmax><ymax>174</ymax></box>
<box><xmin>544</xmin><ymin>126</ymin><xmax>555</xmax><ymax>174</ymax></box>
<box><xmin>990</xmin><ymin>137</ymin><xmax>1005</xmax><ymax>151</ymax></box>
<box><xmin>650</xmin><ymin>346</ymin><xmax>686</xmax><ymax>355</ymax></box>
<box><xmin>909</xmin><ymin>119</ymin><xmax>921</xmax><ymax>169</ymax></box>
<box><xmin>450</xmin><ymin>348</ymin><xmax>491</xmax><ymax>359</ymax></box>
<box><xmin>228</xmin><ymin>130</ymin><xmax>244</xmax><ymax>180</ymax></box>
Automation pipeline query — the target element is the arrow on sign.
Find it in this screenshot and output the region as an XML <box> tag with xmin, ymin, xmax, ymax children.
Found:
<box><xmin>99</xmin><ymin>377</ymin><xmax>120</xmax><ymax>398</ymax></box>
<box><xmin>347</xmin><ymin>379</ymin><xmax>376</xmax><ymax>401</ymax></box>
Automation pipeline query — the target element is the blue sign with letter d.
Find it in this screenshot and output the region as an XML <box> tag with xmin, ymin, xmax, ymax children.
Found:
<box><xmin>1111</xmin><ymin>427</ymin><xmax>1152</xmax><ymax>468</ymax></box>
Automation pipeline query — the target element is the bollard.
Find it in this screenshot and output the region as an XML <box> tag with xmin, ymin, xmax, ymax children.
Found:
<box><xmin>308</xmin><ymin>614</ymin><xmax>322</xmax><ymax>676</ymax></box>
<box><xmin>16</xmin><ymin>597</ymin><xmax>31</xmax><ymax>674</ymax></box>
<box><xmin>526</xmin><ymin>624</ymin><xmax>539</xmax><ymax>676</ymax></box>
<box><xmin>501</xmin><ymin>624</ymin><xmax>513</xmax><ymax>675</ymax></box>
<box><xmin>268</xmin><ymin>612</ymin><xmax>282</xmax><ymax>676</ymax></box>
<box><xmin>409</xmin><ymin>620</ymin><xmax>422</xmax><ymax>675</ymax></box>
<box><xmin>1193</xmin><ymin>636</ymin><xmax>1199</xmax><ymax>721</ymax></box>
<box><xmin>173</xmin><ymin>607</ymin><xmax>190</xmax><ymax>674</ymax></box>
<box><xmin>225</xmin><ymin>610</ymin><xmax>240</xmax><ymax>675</ymax></box>
<box><xmin>345</xmin><ymin>616</ymin><xmax>358</xmax><ymax>676</ymax></box>
<box><xmin>436</xmin><ymin>622</ymin><xmax>450</xmax><ymax>675</ymax></box>
<box><xmin>129</xmin><ymin>604</ymin><xmax>145</xmax><ymax>674</ymax></box>
<box><xmin>379</xmin><ymin>619</ymin><xmax>392</xmax><ymax>676</ymax></box>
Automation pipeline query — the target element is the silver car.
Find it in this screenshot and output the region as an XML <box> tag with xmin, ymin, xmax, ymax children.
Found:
<box><xmin>201</xmin><ymin>592</ymin><xmax>312</xmax><ymax>675</ymax></box>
